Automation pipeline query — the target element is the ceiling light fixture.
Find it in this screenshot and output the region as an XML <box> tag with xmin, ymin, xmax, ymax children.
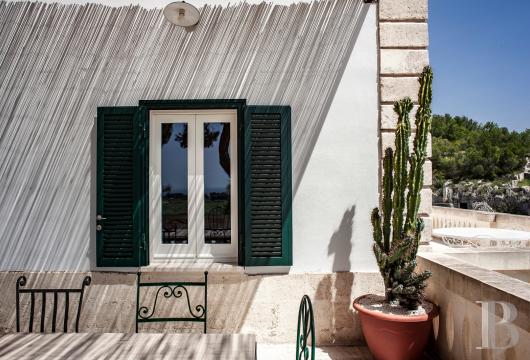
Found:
<box><xmin>163</xmin><ymin>1</ymin><xmax>201</xmax><ymax>27</ymax></box>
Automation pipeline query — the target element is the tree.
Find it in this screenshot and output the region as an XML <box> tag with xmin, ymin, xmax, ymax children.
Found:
<box><xmin>432</xmin><ymin>114</ymin><xmax>529</xmax><ymax>183</ymax></box>
<box><xmin>162</xmin><ymin>123</ymin><xmax>231</xmax><ymax>176</ymax></box>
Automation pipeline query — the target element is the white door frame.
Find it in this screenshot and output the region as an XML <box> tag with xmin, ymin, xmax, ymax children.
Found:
<box><xmin>149</xmin><ymin>109</ymin><xmax>238</xmax><ymax>262</ymax></box>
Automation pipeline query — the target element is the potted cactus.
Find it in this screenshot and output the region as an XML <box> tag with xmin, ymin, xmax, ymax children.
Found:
<box><xmin>353</xmin><ymin>66</ymin><xmax>438</xmax><ymax>360</ymax></box>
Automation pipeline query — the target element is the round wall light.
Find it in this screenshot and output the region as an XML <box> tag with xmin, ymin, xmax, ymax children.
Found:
<box><xmin>163</xmin><ymin>1</ymin><xmax>201</xmax><ymax>27</ymax></box>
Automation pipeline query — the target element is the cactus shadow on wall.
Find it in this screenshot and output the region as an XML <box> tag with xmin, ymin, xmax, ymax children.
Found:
<box><xmin>314</xmin><ymin>205</ymin><xmax>358</xmax><ymax>345</ymax></box>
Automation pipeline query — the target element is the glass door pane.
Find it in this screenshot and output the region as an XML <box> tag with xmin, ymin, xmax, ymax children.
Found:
<box><xmin>203</xmin><ymin>122</ymin><xmax>231</xmax><ymax>244</ymax></box>
<box><xmin>161</xmin><ymin>123</ymin><xmax>188</xmax><ymax>244</ymax></box>
<box><xmin>150</xmin><ymin>113</ymin><xmax>196</xmax><ymax>260</ymax></box>
<box><xmin>196</xmin><ymin>113</ymin><xmax>238</xmax><ymax>261</ymax></box>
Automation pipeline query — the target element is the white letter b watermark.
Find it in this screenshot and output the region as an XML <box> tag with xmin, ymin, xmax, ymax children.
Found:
<box><xmin>476</xmin><ymin>301</ymin><xmax>519</xmax><ymax>349</ymax></box>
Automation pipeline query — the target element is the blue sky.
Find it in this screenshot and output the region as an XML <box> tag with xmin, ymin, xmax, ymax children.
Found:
<box><xmin>162</xmin><ymin>123</ymin><xmax>230</xmax><ymax>194</ymax></box>
<box><xmin>429</xmin><ymin>0</ymin><xmax>530</xmax><ymax>131</ymax></box>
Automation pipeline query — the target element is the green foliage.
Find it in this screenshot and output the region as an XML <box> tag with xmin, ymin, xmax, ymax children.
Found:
<box><xmin>432</xmin><ymin>115</ymin><xmax>530</xmax><ymax>184</ymax></box>
<box><xmin>371</xmin><ymin>66</ymin><xmax>433</xmax><ymax>310</ymax></box>
<box><xmin>519</xmin><ymin>179</ymin><xmax>530</xmax><ymax>187</ymax></box>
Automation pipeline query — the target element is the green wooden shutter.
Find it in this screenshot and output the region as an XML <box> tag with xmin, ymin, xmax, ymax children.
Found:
<box><xmin>96</xmin><ymin>106</ymin><xmax>149</xmax><ymax>267</ymax></box>
<box><xmin>244</xmin><ymin>106</ymin><xmax>292</xmax><ymax>266</ymax></box>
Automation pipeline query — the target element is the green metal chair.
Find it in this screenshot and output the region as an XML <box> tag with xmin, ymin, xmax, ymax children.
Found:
<box><xmin>135</xmin><ymin>271</ymin><xmax>208</xmax><ymax>333</ymax></box>
<box><xmin>296</xmin><ymin>295</ymin><xmax>315</xmax><ymax>360</ymax></box>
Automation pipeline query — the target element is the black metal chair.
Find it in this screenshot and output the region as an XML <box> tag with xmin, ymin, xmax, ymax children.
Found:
<box><xmin>15</xmin><ymin>275</ymin><xmax>91</xmax><ymax>333</ymax></box>
<box><xmin>136</xmin><ymin>271</ymin><xmax>208</xmax><ymax>333</ymax></box>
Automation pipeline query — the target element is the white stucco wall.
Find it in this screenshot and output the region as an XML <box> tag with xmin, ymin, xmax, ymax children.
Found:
<box><xmin>0</xmin><ymin>0</ymin><xmax>378</xmax><ymax>272</ymax></box>
<box><xmin>293</xmin><ymin>7</ymin><xmax>378</xmax><ymax>272</ymax></box>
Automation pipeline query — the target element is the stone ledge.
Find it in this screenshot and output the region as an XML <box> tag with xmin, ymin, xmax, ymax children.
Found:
<box><xmin>418</xmin><ymin>252</ymin><xmax>530</xmax><ymax>306</ymax></box>
<box><xmin>380</xmin><ymin>22</ymin><xmax>429</xmax><ymax>48</ymax></box>
<box><xmin>380</xmin><ymin>49</ymin><xmax>429</xmax><ymax>75</ymax></box>
<box><xmin>379</xmin><ymin>0</ymin><xmax>428</xmax><ymax>21</ymax></box>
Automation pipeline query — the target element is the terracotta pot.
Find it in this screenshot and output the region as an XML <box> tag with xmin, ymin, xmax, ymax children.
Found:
<box><xmin>353</xmin><ymin>295</ymin><xmax>438</xmax><ymax>360</ymax></box>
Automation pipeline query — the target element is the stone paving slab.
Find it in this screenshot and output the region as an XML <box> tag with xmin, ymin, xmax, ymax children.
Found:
<box><xmin>257</xmin><ymin>344</ymin><xmax>439</xmax><ymax>360</ymax></box>
<box><xmin>0</xmin><ymin>333</ymin><xmax>256</xmax><ymax>360</ymax></box>
<box><xmin>257</xmin><ymin>344</ymin><xmax>373</xmax><ymax>360</ymax></box>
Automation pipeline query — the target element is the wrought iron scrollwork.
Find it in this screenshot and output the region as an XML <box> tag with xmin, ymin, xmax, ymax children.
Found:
<box><xmin>441</xmin><ymin>235</ymin><xmax>479</xmax><ymax>248</ymax></box>
<box><xmin>136</xmin><ymin>271</ymin><xmax>208</xmax><ymax>333</ymax></box>
<box><xmin>137</xmin><ymin>284</ymin><xmax>205</xmax><ymax>320</ymax></box>
<box><xmin>17</xmin><ymin>275</ymin><xmax>27</xmax><ymax>288</ymax></box>
<box><xmin>296</xmin><ymin>295</ymin><xmax>315</xmax><ymax>360</ymax></box>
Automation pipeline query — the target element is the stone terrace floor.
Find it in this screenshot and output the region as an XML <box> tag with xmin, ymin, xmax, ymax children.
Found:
<box><xmin>257</xmin><ymin>344</ymin><xmax>439</xmax><ymax>360</ymax></box>
<box><xmin>258</xmin><ymin>344</ymin><xmax>373</xmax><ymax>360</ymax></box>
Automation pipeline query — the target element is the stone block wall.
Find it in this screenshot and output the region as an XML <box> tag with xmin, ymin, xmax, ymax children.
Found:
<box><xmin>378</xmin><ymin>0</ymin><xmax>432</xmax><ymax>242</ymax></box>
<box><xmin>0</xmin><ymin>270</ymin><xmax>384</xmax><ymax>345</ymax></box>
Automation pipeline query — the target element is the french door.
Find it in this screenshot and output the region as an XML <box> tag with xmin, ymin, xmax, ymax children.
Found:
<box><xmin>149</xmin><ymin>110</ymin><xmax>238</xmax><ymax>261</ymax></box>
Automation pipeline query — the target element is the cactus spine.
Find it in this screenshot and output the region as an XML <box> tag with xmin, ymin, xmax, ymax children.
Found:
<box><xmin>371</xmin><ymin>66</ymin><xmax>433</xmax><ymax>309</ymax></box>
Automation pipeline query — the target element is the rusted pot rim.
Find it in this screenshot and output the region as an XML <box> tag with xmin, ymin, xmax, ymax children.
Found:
<box><xmin>353</xmin><ymin>295</ymin><xmax>439</xmax><ymax>323</ymax></box>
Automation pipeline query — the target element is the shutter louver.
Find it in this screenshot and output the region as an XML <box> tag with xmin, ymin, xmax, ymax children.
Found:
<box><xmin>244</xmin><ymin>106</ymin><xmax>292</xmax><ymax>266</ymax></box>
<box><xmin>97</xmin><ymin>107</ymin><xmax>148</xmax><ymax>267</ymax></box>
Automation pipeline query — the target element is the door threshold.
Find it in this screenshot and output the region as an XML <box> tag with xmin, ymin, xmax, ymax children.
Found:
<box><xmin>141</xmin><ymin>259</ymin><xmax>244</xmax><ymax>273</ymax></box>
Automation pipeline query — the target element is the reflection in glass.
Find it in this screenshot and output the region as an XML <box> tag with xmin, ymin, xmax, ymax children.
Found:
<box><xmin>161</xmin><ymin>123</ymin><xmax>188</xmax><ymax>244</ymax></box>
<box><xmin>204</xmin><ymin>123</ymin><xmax>231</xmax><ymax>244</ymax></box>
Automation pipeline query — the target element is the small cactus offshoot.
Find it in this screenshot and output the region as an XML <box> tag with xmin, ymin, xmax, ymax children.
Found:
<box><xmin>372</xmin><ymin>66</ymin><xmax>433</xmax><ymax>310</ymax></box>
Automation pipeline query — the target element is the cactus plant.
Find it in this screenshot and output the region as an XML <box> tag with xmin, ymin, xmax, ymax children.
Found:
<box><xmin>372</xmin><ymin>66</ymin><xmax>433</xmax><ymax>310</ymax></box>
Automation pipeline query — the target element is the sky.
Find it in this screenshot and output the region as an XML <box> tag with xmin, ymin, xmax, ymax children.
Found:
<box><xmin>429</xmin><ymin>0</ymin><xmax>530</xmax><ymax>131</ymax></box>
<box><xmin>162</xmin><ymin>123</ymin><xmax>230</xmax><ymax>194</ymax></box>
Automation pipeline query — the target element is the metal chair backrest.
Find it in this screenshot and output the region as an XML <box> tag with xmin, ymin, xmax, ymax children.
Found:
<box><xmin>296</xmin><ymin>295</ymin><xmax>315</xmax><ymax>360</ymax></box>
<box><xmin>136</xmin><ymin>271</ymin><xmax>208</xmax><ymax>333</ymax></box>
<box><xmin>16</xmin><ymin>275</ymin><xmax>91</xmax><ymax>332</ymax></box>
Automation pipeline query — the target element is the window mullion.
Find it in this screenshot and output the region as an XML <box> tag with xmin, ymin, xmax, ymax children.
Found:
<box><xmin>194</xmin><ymin>116</ymin><xmax>204</xmax><ymax>258</ymax></box>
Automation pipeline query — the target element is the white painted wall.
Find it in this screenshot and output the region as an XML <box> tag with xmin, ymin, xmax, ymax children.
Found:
<box><xmin>293</xmin><ymin>7</ymin><xmax>378</xmax><ymax>272</ymax></box>
<box><xmin>0</xmin><ymin>0</ymin><xmax>378</xmax><ymax>272</ymax></box>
